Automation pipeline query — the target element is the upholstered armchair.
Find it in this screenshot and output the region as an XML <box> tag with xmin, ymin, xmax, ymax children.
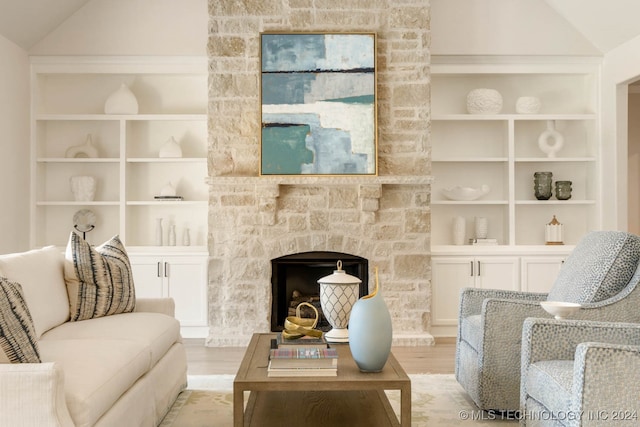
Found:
<box><xmin>455</xmin><ymin>231</ymin><xmax>640</xmax><ymax>412</ymax></box>
<box><xmin>520</xmin><ymin>318</ymin><xmax>640</xmax><ymax>427</ymax></box>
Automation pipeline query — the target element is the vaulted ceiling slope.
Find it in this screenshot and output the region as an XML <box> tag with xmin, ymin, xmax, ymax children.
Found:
<box><xmin>0</xmin><ymin>0</ymin><xmax>639</xmax><ymax>54</ymax></box>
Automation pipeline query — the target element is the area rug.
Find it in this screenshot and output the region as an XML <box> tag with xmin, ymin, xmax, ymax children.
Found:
<box><xmin>160</xmin><ymin>374</ymin><xmax>516</xmax><ymax>426</ymax></box>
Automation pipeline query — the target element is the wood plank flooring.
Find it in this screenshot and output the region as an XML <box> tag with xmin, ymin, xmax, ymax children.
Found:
<box><xmin>185</xmin><ymin>337</ymin><xmax>456</xmax><ymax>376</ymax></box>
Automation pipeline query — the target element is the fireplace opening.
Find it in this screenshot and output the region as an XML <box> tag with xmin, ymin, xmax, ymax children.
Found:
<box><xmin>270</xmin><ymin>251</ymin><xmax>368</xmax><ymax>333</ymax></box>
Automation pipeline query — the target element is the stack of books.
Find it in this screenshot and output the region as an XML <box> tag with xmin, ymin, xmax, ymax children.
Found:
<box><xmin>469</xmin><ymin>238</ymin><xmax>498</xmax><ymax>246</ymax></box>
<box><xmin>267</xmin><ymin>333</ymin><xmax>337</xmax><ymax>377</ymax></box>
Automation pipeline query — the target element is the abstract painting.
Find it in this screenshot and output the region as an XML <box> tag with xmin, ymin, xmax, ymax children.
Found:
<box><xmin>260</xmin><ymin>33</ymin><xmax>377</xmax><ymax>175</ymax></box>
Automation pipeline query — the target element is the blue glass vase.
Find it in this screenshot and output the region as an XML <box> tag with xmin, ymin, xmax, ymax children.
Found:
<box><xmin>348</xmin><ymin>268</ymin><xmax>393</xmax><ymax>372</ymax></box>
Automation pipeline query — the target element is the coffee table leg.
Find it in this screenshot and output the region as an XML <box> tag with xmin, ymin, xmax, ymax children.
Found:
<box><xmin>401</xmin><ymin>384</ymin><xmax>411</xmax><ymax>426</ymax></box>
<box><xmin>233</xmin><ymin>386</ymin><xmax>244</xmax><ymax>427</ymax></box>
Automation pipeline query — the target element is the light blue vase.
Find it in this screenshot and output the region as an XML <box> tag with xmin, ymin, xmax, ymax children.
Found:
<box><xmin>348</xmin><ymin>269</ymin><xmax>393</xmax><ymax>372</ymax></box>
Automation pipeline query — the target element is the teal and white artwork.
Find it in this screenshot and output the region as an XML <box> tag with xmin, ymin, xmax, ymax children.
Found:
<box><xmin>260</xmin><ymin>33</ymin><xmax>377</xmax><ymax>175</ymax></box>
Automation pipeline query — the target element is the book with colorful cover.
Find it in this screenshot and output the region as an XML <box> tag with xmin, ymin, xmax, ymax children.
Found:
<box><xmin>275</xmin><ymin>332</ymin><xmax>328</xmax><ymax>350</ymax></box>
<box><xmin>268</xmin><ymin>347</ymin><xmax>338</xmax><ymax>369</ymax></box>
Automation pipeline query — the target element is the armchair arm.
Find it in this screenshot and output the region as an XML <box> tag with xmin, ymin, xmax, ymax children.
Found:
<box><xmin>572</xmin><ymin>342</ymin><xmax>640</xmax><ymax>417</ymax></box>
<box><xmin>521</xmin><ymin>318</ymin><xmax>640</xmax><ymax>366</ymax></box>
<box><xmin>0</xmin><ymin>362</ymin><xmax>74</xmax><ymax>427</ymax></box>
<box><xmin>458</xmin><ymin>287</ymin><xmax>547</xmax><ymax>318</ymax></box>
<box><xmin>134</xmin><ymin>297</ymin><xmax>176</xmax><ymax>317</ymax></box>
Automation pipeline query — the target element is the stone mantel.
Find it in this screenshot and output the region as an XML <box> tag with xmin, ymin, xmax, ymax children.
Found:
<box><xmin>206</xmin><ymin>175</ymin><xmax>434</xmax><ymax>186</ymax></box>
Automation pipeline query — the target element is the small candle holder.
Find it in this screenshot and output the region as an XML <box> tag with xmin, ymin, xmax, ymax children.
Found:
<box><xmin>545</xmin><ymin>215</ymin><xmax>563</xmax><ymax>245</ymax></box>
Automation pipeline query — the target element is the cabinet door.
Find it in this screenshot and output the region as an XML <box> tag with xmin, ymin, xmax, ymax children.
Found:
<box><xmin>474</xmin><ymin>257</ymin><xmax>519</xmax><ymax>291</ymax></box>
<box><xmin>129</xmin><ymin>256</ymin><xmax>166</xmax><ymax>298</ymax></box>
<box><xmin>520</xmin><ymin>256</ymin><xmax>565</xmax><ymax>293</ymax></box>
<box><xmin>431</xmin><ymin>257</ymin><xmax>475</xmax><ymax>326</ymax></box>
<box><xmin>164</xmin><ymin>256</ymin><xmax>208</xmax><ymax>326</ymax></box>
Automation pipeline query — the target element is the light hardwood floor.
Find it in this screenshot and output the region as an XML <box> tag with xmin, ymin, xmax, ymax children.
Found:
<box><xmin>185</xmin><ymin>337</ymin><xmax>456</xmax><ymax>376</ymax></box>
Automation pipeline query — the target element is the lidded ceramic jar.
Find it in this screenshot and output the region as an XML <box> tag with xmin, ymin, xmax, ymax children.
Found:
<box><xmin>318</xmin><ymin>261</ymin><xmax>361</xmax><ymax>343</ymax></box>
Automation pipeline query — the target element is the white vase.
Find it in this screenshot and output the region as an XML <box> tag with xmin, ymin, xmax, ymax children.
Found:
<box><xmin>65</xmin><ymin>134</ymin><xmax>99</xmax><ymax>158</ymax></box>
<box><xmin>168</xmin><ymin>225</ymin><xmax>176</xmax><ymax>246</ymax></box>
<box><xmin>453</xmin><ymin>216</ymin><xmax>466</xmax><ymax>245</ymax></box>
<box><xmin>182</xmin><ymin>228</ymin><xmax>191</xmax><ymax>246</ymax></box>
<box><xmin>104</xmin><ymin>83</ymin><xmax>139</xmax><ymax>114</ymax></box>
<box><xmin>348</xmin><ymin>268</ymin><xmax>393</xmax><ymax>372</ymax></box>
<box><xmin>538</xmin><ymin>120</ymin><xmax>564</xmax><ymax>158</ymax></box>
<box><xmin>475</xmin><ymin>217</ymin><xmax>488</xmax><ymax>239</ymax></box>
<box><xmin>516</xmin><ymin>96</ymin><xmax>541</xmax><ymax>114</ymax></box>
<box><xmin>318</xmin><ymin>261</ymin><xmax>362</xmax><ymax>343</ymax></box>
<box><xmin>155</xmin><ymin>218</ymin><xmax>163</xmax><ymax>246</ymax></box>
<box><xmin>159</xmin><ymin>136</ymin><xmax>182</xmax><ymax>158</ymax></box>
<box><xmin>69</xmin><ymin>176</ymin><xmax>96</xmax><ymax>201</ymax></box>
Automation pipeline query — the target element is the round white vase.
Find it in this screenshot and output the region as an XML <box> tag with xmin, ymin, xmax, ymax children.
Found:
<box><xmin>69</xmin><ymin>176</ymin><xmax>96</xmax><ymax>202</ymax></box>
<box><xmin>104</xmin><ymin>83</ymin><xmax>139</xmax><ymax>114</ymax></box>
<box><xmin>318</xmin><ymin>261</ymin><xmax>362</xmax><ymax>343</ymax></box>
<box><xmin>348</xmin><ymin>268</ymin><xmax>393</xmax><ymax>372</ymax></box>
<box><xmin>466</xmin><ymin>88</ymin><xmax>503</xmax><ymax>114</ymax></box>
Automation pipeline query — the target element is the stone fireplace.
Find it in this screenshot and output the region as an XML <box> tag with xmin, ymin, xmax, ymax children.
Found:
<box><xmin>206</xmin><ymin>0</ymin><xmax>433</xmax><ymax>347</ymax></box>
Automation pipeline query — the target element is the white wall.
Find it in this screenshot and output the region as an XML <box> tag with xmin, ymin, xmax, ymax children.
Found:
<box><xmin>600</xmin><ymin>35</ymin><xmax>640</xmax><ymax>231</ymax></box>
<box><xmin>431</xmin><ymin>0</ymin><xmax>599</xmax><ymax>56</ymax></box>
<box><xmin>0</xmin><ymin>34</ymin><xmax>29</xmax><ymax>253</ymax></box>
<box><xmin>30</xmin><ymin>0</ymin><xmax>207</xmax><ymax>55</ymax></box>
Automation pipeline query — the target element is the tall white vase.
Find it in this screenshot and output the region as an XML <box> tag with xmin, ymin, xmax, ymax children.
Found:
<box><xmin>348</xmin><ymin>267</ymin><xmax>393</xmax><ymax>372</ymax></box>
<box><xmin>453</xmin><ymin>216</ymin><xmax>466</xmax><ymax>245</ymax></box>
<box><xmin>69</xmin><ymin>176</ymin><xmax>96</xmax><ymax>201</ymax></box>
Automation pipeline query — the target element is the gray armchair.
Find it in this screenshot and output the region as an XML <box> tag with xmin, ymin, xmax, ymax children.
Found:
<box><xmin>520</xmin><ymin>318</ymin><xmax>640</xmax><ymax>427</ymax></box>
<box><xmin>455</xmin><ymin>231</ymin><xmax>640</xmax><ymax>412</ymax></box>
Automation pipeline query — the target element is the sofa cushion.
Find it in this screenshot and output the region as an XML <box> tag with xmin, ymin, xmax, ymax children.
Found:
<box><xmin>38</xmin><ymin>339</ymin><xmax>150</xmax><ymax>427</ymax></box>
<box><xmin>0</xmin><ymin>246</ymin><xmax>70</xmax><ymax>338</ymax></box>
<box><xmin>547</xmin><ymin>231</ymin><xmax>640</xmax><ymax>304</ymax></box>
<box><xmin>64</xmin><ymin>233</ymin><xmax>136</xmax><ymax>321</ymax></box>
<box><xmin>40</xmin><ymin>312</ymin><xmax>180</xmax><ymax>368</ymax></box>
<box><xmin>0</xmin><ymin>278</ymin><xmax>40</xmax><ymax>363</ymax></box>
<box><xmin>459</xmin><ymin>314</ymin><xmax>483</xmax><ymax>351</ymax></box>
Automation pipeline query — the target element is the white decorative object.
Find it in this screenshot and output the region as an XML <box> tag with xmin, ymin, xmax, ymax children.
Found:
<box><xmin>182</xmin><ymin>228</ymin><xmax>191</xmax><ymax>246</ymax></box>
<box><xmin>452</xmin><ymin>216</ymin><xmax>466</xmax><ymax>245</ymax></box>
<box><xmin>159</xmin><ymin>136</ymin><xmax>182</xmax><ymax>158</ymax></box>
<box><xmin>540</xmin><ymin>301</ymin><xmax>581</xmax><ymax>320</ymax></box>
<box><xmin>442</xmin><ymin>184</ymin><xmax>490</xmax><ymax>201</ymax></box>
<box><xmin>545</xmin><ymin>215</ymin><xmax>564</xmax><ymax>245</ymax></box>
<box><xmin>318</xmin><ymin>260</ymin><xmax>362</xmax><ymax>343</ymax></box>
<box><xmin>475</xmin><ymin>217</ymin><xmax>488</xmax><ymax>239</ymax></box>
<box><xmin>516</xmin><ymin>96</ymin><xmax>541</xmax><ymax>114</ymax></box>
<box><xmin>155</xmin><ymin>218</ymin><xmax>163</xmax><ymax>246</ymax></box>
<box><xmin>466</xmin><ymin>88</ymin><xmax>503</xmax><ymax>114</ymax></box>
<box><xmin>65</xmin><ymin>134</ymin><xmax>99</xmax><ymax>158</ymax></box>
<box><xmin>69</xmin><ymin>176</ymin><xmax>96</xmax><ymax>201</ymax></box>
<box><xmin>104</xmin><ymin>83</ymin><xmax>139</xmax><ymax>114</ymax></box>
<box><xmin>160</xmin><ymin>182</ymin><xmax>177</xmax><ymax>197</ymax></box>
<box><xmin>168</xmin><ymin>225</ymin><xmax>176</xmax><ymax>246</ymax></box>
<box><xmin>538</xmin><ymin>120</ymin><xmax>564</xmax><ymax>158</ymax></box>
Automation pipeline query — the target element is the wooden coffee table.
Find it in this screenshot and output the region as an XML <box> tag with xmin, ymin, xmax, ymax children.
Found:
<box><xmin>233</xmin><ymin>333</ymin><xmax>411</xmax><ymax>426</ymax></box>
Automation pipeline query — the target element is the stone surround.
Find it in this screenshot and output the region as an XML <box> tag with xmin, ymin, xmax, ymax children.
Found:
<box><xmin>206</xmin><ymin>0</ymin><xmax>433</xmax><ymax>346</ymax></box>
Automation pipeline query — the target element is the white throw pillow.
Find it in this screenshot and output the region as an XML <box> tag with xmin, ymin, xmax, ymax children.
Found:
<box><xmin>0</xmin><ymin>246</ymin><xmax>70</xmax><ymax>338</ymax></box>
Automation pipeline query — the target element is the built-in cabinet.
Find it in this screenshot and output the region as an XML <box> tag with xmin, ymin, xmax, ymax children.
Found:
<box><xmin>430</xmin><ymin>57</ymin><xmax>600</xmax><ymax>337</ymax></box>
<box><xmin>30</xmin><ymin>57</ymin><xmax>209</xmax><ymax>337</ymax></box>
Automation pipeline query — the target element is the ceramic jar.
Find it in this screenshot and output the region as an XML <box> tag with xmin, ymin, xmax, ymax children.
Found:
<box><xmin>452</xmin><ymin>216</ymin><xmax>466</xmax><ymax>245</ymax></box>
<box><xmin>104</xmin><ymin>83</ymin><xmax>139</xmax><ymax>114</ymax></box>
<box><xmin>317</xmin><ymin>261</ymin><xmax>361</xmax><ymax>343</ymax></box>
<box><xmin>555</xmin><ymin>181</ymin><xmax>572</xmax><ymax>200</ymax></box>
<box><xmin>516</xmin><ymin>96</ymin><xmax>541</xmax><ymax>114</ymax></box>
<box><xmin>348</xmin><ymin>268</ymin><xmax>393</xmax><ymax>372</ymax></box>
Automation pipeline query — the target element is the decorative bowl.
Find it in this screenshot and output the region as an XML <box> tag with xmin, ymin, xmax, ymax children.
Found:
<box><xmin>466</xmin><ymin>88</ymin><xmax>503</xmax><ymax>114</ymax></box>
<box><xmin>540</xmin><ymin>301</ymin><xmax>581</xmax><ymax>320</ymax></box>
<box><xmin>441</xmin><ymin>184</ymin><xmax>490</xmax><ymax>201</ymax></box>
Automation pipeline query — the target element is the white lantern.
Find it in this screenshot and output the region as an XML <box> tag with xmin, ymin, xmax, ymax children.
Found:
<box><xmin>317</xmin><ymin>261</ymin><xmax>362</xmax><ymax>343</ymax></box>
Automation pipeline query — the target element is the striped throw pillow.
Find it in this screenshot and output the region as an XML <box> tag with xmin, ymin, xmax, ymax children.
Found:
<box><xmin>64</xmin><ymin>233</ymin><xmax>136</xmax><ymax>321</ymax></box>
<box><xmin>0</xmin><ymin>277</ymin><xmax>41</xmax><ymax>363</ymax></box>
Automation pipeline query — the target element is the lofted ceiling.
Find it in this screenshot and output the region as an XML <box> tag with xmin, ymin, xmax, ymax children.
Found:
<box><xmin>0</xmin><ymin>0</ymin><xmax>639</xmax><ymax>53</ymax></box>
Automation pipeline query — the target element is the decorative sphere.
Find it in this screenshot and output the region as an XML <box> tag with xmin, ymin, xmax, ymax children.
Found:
<box><xmin>466</xmin><ymin>88</ymin><xmax>503</xmax><ymax>114</ymax></box>
<box><xmin>516</xmin><ymin>96</ymin><xmax>542</xmax><ymax>114</ymax></box>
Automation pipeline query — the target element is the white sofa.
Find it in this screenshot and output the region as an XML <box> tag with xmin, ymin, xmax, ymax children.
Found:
<box><xmin>0</xmin><ymin>245</ymin><xmax>187</xmax><ymax>427</ymax></box>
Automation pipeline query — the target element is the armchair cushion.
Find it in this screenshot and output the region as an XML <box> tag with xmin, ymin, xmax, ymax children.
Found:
<box><xmin>0</xmin><ymin>278</ymin><xmax>41</xmax><ymax>363</ymax></box>
<box><xmin>524</xmin><ymin>360</ymin><xmax>573</xmax><ymax>416</ymax></box>
<box><xmin>547</xmin><ymin>231</ymin><xmax>640</xmax><ymax>304</ymax></box>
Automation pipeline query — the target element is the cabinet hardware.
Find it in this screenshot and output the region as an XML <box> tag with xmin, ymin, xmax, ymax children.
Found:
<box><xmin>157</xmin><ymin>262</ymin><xmax>161</xmax><ymax>278</ymax></box>
<box><xmin>164</xmin><ymin>262</ymin><xmax>169</xmax><ymax>278</ymax></box>
<box><xmin>477</xmin><ymin>261</ymin><xmax>481</xmax><ymax>276</ymax></box>
<box><xmin>470</xmin><ymin>261</ymin><xmax>474</xmax><ymax>276</ymax></box>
